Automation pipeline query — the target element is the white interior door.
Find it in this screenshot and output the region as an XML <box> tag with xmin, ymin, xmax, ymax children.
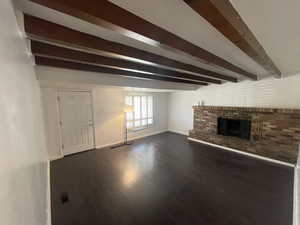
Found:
<box><xmin>58</xmin><ymin>91</ymin><xmax>95</xmax><ymax>156</ymax></box>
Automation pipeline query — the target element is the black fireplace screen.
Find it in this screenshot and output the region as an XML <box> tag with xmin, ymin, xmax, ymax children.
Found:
<box><xmin>217</xmin><ymin>117</ymin><xmax>251</xmax><ymax>140</ymax></box>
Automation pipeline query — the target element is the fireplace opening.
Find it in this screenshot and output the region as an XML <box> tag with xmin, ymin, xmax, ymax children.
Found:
<box><xmin>217</xmin><ymin>117</ymin><xmax>251</xmax><ymax>140</ymax></box>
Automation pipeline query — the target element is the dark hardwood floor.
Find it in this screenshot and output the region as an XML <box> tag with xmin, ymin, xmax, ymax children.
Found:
<box><xmin>50</xmin><ymin>132</ymin><xmax>294</xmax><ymax>225</ymax></box>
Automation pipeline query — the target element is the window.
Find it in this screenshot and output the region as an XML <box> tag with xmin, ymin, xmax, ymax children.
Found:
<box><xmin>125</xmin><ymin>95</ymin><xmax>153</xmax><ymax>129</ymax></box>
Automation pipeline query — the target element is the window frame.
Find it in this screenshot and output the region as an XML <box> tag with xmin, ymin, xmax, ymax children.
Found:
<box><xmin>125</xmin><ymin>94</ymin><xmax>154</xmax><ymax>130</ymax></box>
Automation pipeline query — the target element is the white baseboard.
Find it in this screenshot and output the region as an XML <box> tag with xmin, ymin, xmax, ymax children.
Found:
<box><xmin>294</xmin><ymin>166</ymin><xmax>298</xmax><ymax>225</ymax></box>
<box><xmin>188</xmin><ymin>137</ymin><xmax>295</xmax><ymax>167</ymax></box>
<box><xmin>168</xmin><ymin>129</ymin><xmax>188</xmax><ymax>136</ymax></box>
<box><xmin>294</xmin><ymin>147</ymin><xmax>300</xmax><ymax>225</ymax></box>
<box><xmin>46</xmin><ymin>160</ymin><xmax>51</xmax><ymax>225</ymax></box>
<box><xmin>96</xmin><ymin>140</ymin><xmax>123</xmax><ymax>149</ymax></box>
<box><xmin>128</xmin><ymin>129</ymin><xmax>168</xmax><ymax>141</ymax></box>
<box><xmin>50</xmin><ymin>155</ymin><xmax>63</xmax><ymax>161</ymax></box>
<box><xmin>96</xmin><ymin>130</ymin><xmax>168</xmax><ymax>149</ymax></box>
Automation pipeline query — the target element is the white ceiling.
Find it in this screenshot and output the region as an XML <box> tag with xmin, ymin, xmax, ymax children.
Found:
<box><xmin>16</xmin><ymin>0</ymin><xmax>300</xmax><ymax>81</ymax></box>
<box><xmin>229</xmin><ymin>0</ymin><xmax>300</xmax><ymax>77</ymax></box>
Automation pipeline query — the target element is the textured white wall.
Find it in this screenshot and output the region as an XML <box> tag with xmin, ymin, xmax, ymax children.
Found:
<box><xmin>41</xmin><ymin>88</ymin><xmax>61</xmax><ymax>159</ymax></box>
<box><xmin>0</xmin><ymin>1</ymin><xmax>48</xmax><ymax>225</ymax></box>
<box><xmin>168</xmin><ymin>75</ymin><xmax>300</xmax><ymax>135</ymax></box>
<box><xmin>41</xmin><ymin>85</ymin><xmax>168</xmax><ymax>159</ymax></box>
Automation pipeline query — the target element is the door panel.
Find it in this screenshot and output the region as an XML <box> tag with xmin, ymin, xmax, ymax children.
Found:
<box><xmin>58</xmin><ymin>91</ymin><xmax>94</xmax><ymax>155</ymax></box>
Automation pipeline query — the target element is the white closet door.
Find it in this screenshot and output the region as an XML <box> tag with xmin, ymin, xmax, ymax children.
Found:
<box><xmin>58</xmin><ymin>91</ymin><xmax>94</xmax><ymax>156</ymax></box>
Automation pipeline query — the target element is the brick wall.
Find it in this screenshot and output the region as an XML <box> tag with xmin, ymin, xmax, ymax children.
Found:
<box><xmin>189</xmin><ymin>106</ymin><xmax>300</xmax><ymax>163</ymax></box>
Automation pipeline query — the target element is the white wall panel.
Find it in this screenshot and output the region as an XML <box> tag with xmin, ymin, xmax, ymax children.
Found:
<box><xmin>0</xmin><ymin>1</ymin><xmax>48</xmax><ymax>225</ymax></box>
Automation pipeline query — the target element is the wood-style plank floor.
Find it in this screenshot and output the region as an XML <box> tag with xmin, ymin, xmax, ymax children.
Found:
<box><xmin>50</xmin><ymin>132</ymin><xmax>294</xmax><ymax>225</ymax></box>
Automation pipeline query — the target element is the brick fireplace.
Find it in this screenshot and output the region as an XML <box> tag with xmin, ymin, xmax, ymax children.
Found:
<box><xmin>189</xmin><ymin>106</ymin><xmax>300</xmax><ymax>164</ymax></box>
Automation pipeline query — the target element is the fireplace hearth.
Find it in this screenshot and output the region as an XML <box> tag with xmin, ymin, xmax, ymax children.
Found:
<box><xmin>189</xmin><ymin>106</ymin><xmax>300</xmax><ymax>164</ymax></box>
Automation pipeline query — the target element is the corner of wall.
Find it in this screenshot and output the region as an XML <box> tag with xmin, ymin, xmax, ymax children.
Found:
<box><xmin>167</xmin><ymin>129</ymin><xmax>188</xmax><ymax>136</ymax></box>
<box><xmin>294</xmin><ymin>146</ymin><xmax>300</xmax><ymax>225</ymax></box>
<box><xmin>46</xmin><ymin>161</ymin><xmax>51</xmax><ymax>225</ymax></box>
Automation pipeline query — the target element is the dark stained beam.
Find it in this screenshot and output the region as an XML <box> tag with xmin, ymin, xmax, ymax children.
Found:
<box><xmin>31</xmin><ymin>41</ymin><xmax>221</xmax><ymax>84</ymax></box>
<box><xmin>35</xmin><ymin>56</ymin><xmax>208</xmax><ymax>86</ymax></box>
<box><xmin>24</xmin><ymin>15</ymin><xmax>237</xmax><ymax>83</ymax></box>
<box><xmin>183</xmin><ymin>0</ymin><xmax>281</xmax><ymax>77</ymax></box>
<box><xmin>25</xmin><ymin>0</ymin><xmax>257</xmax><ymax>80</ymax></box>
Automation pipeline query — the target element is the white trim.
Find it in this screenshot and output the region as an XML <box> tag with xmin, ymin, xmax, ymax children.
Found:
<box><xmin>294</xmin><ymin>166</ymin><xmax>298</xmax><ymax>225</ymax></box>
<box><xmin>96</xmin><ymin>140</ymin><xmax>124</xmax><ymax>149</ymax></box>
<box><xmin>188</xmin><ymin>137</ymin><xmax>295</xmax><ymax>167</ymax></box>
<box><xmin>57</xmin><ymin>90</ymin><xmax>95</xmax><ymax>156</ymax></box>
<box><xmin>168</xmin><ymin>129</ymin><xmax>188</xmax><ymax>136</ymax></box>
<box><xmin>46</xmin><ymin>160</ymin><xmax>51</xmax><ymax>225</ymax></box>
<box><xmin>89</xmin><ymin>90</ymin><xmax>97</xmax><ymax>151</ymax></box>
<box><xmin>50</xmin><ymin>155</ymin><xmax>63</xmax><ymax>161</ymax></box>
<box><xmin>294</xmin><ymin>146</ymin><xmax>300</xmax><ymax>225</ymax></box>
<box><xmin>96</xmin><ymin>130</ymin><xmax>168</xmax><ymax>149</ymax></box>
<box><xmin>128</xmin><ymin>130</ymin><xmax>167</xmax><ymax>141</ymax></box>
<box><xmin>55</xmin><ymin>90</ymin><xmax>64</xmax><ymax>158</ymax></box>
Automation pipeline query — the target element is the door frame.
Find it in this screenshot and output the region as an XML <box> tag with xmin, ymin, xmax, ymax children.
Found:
<box><xmin>56</xmin><ymin>89</ymin><xmax>96</xmax><ymax>157</ymax></box>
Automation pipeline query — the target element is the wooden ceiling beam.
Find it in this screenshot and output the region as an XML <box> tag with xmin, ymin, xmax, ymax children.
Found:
<box><xmin>35</xmin><ymin>56</ymin><xmax>208</xmax><ymax>86</ymax></box>
<box><xmin>184</xmin><ymin>0</ymin><xmax>281</xmax><ymax>77</ymax></box>
<box><xmin>31</xmin><ymin>41</ymin><xmax>221</xmax><ymax>84</ymax></box>
<box><xmin>24</xmin><ymin>15</ymin><xmax>237</xmax><ymax>83</ymax></box>
<box><xmin>26</xmin><ymin>0</ymin><xmax>257</xmax><ymax>80</ymax></box>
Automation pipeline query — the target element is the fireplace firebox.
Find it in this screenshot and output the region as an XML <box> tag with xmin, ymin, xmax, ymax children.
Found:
<box><xmin>217</xmin><ymin>117</ymin><xmax>251</xmax><ymax>140</ymax></box>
